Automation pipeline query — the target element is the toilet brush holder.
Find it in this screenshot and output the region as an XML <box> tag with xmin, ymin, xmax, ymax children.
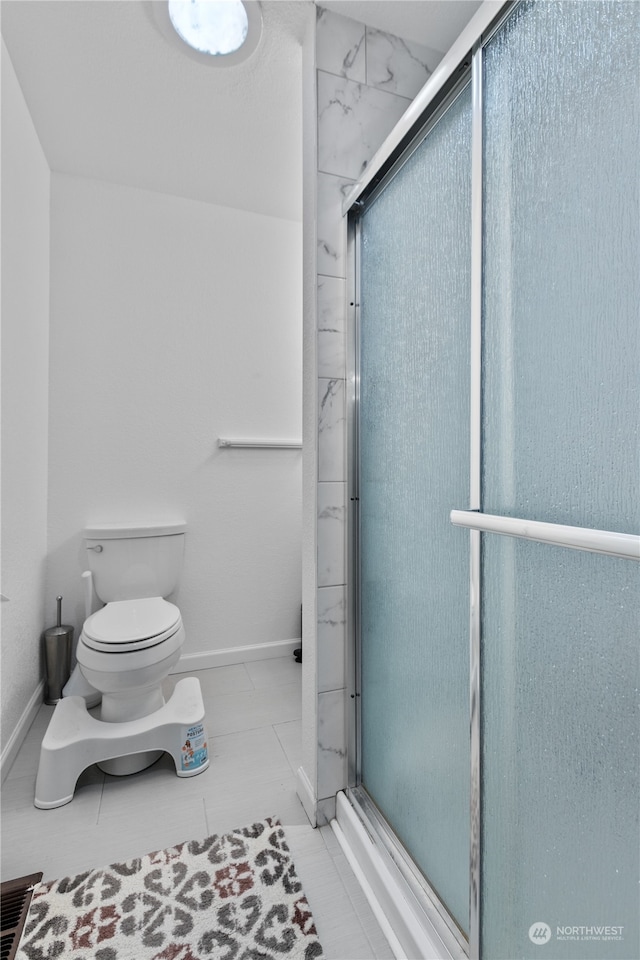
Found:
<box><xmin>43</xmin><ymin>596</ymin><xmax>74</xmax><ymax>705</ymax></box>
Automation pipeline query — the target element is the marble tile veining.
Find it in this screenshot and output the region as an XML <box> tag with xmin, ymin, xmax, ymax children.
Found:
<box><xmin>316</xmin><ymin>6</ymin><xmax>366</xmax><ymax>83</ymax></box>
<box><xmin>317</xmin><ymin>585</ymin><xmax>347</xmax><ymax>694</ymax></box>
<box><xmin>317</xmin><ymin>173</ymin><xmax>355</xmax><ymax>279</ymax></box>
<box><xmin>317</xmin><ymin>71</ymin><xmax>411</xmax><ymax>181</ymax></box>
<box><xmin>366</xmin><ymin>28</ymin><xmax>442</xmax><ymax>100</ymax></box>
<box><xmin>318</xmin><ymin>378</ymin><xmax>346</xmax><ymax>482</ymax></box>
<box><xmin>317</xmin><ymin>481</ymin><xmax>346</xmax><ymax>587</ymax></box>
<box><xmin>317</xmin><ymin>275</ymin><xmax>346</xmax><ymax>379</ymax></box>
<box><xmin>317</xmin><ymin>688</ymin><xmax>347</xmax><ymax>800</ymax></box>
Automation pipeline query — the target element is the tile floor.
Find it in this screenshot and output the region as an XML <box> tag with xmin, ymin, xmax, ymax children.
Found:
<box><xmin>1</xmin><ymin>656</ymin><xmax>393</xmax><ymax>960</ymax></box>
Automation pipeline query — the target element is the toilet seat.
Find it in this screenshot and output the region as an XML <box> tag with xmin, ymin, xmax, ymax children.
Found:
<box><xmin>82</xmin><ymin>597</ymin><xmax>182</xmax><ymax>653</ymax></box>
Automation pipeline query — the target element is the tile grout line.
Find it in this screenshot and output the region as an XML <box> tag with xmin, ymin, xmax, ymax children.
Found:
<box><xmin>208</xmin><ymin>717</ymin><xmax>301</xmax><ymax>741</ymax></box>
<box><xmin>241</xmin><ymin>661</ymin><xmax>256</xmax><ymax>692</ymax></box>
<box><xmin>95</xmin><ymin>771</ymin><xmax>106</xmax><ymax>825</ymax></box>
<box><xmin>271</xmin><ymin>723</ymin><xmax>299</xmax><ymax>776</ymax></box>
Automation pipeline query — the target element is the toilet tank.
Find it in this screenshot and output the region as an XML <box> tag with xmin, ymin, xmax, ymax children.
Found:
<box><xmin>84</xmin><ymin>523</ymin><xmax>186</xmax><ymax>602</ymax></box>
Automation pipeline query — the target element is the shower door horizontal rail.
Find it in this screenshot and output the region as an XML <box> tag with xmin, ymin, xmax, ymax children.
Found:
<box><xmin>450</xmin><ymin>510</ymin><xmax>640</xmax><ymax>561</ymax></box>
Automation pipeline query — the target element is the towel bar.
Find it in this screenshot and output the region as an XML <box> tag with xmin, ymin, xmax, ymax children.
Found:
<box><xmin>218</xmin><ymin>438</ymin><xmax>302</xmax><ymax>449</ymax></box>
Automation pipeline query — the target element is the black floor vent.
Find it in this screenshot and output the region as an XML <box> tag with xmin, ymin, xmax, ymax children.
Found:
<box><xmin>1</xmin><ymin>872</ymin><xmax>43</xmax><ymax>960</ymax></box>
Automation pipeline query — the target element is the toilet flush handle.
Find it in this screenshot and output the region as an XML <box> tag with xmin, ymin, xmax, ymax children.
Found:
<box><xmin>86</xmin><ymin>544</ymin><xmax>103</xmax><ymax>553</ymax></box>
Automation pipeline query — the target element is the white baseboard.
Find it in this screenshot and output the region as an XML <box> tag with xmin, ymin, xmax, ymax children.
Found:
<box><xmin>296</xmin><ymin>765</ymin><xmax>316</xmax><ymax>827</ymax></box>
<box><xmin>171</xmin><ymin>637</ymin><xmax>301</xmax><ymax>674</ymax></box>
<box><xmin>1</xmin><ymin>679</ymin><xmax>45</xmax><ymax>784</ymax></box>
<box><xmin>334</xmin><ymin>791</ymin><xmax>457</xmax><ymax>960</ymax></box>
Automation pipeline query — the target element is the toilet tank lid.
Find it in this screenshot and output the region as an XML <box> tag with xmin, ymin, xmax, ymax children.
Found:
<box><xmin>84</xmin><ymin>522</ymin><xmax>186</xmax><ymax>539</ymax></box>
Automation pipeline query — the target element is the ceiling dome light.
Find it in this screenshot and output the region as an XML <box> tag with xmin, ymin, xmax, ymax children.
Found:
<box><xmin>168</xmin><ymin>0</ymin><xmax>254</xmax><ymax>58</ymax></box>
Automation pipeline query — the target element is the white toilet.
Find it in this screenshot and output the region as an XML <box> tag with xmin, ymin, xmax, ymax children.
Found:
<box><xmin>75</xmin><ymin>522</ymin><xmax>187</xmax><ymax>775</ymax></box>
<box><xmin>35</xmin><ymin>520</ymin><xmax>209</xmax><ymax>808</ymax></box>
<box><xmin>33</xmin><ymin>523</ymin><xmax>209</xmax><ymax>810</ymax></box>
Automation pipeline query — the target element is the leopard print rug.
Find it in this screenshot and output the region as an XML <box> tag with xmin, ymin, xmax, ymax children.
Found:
<box><xmin>17</xmin><ymin>818</ymin><xmax>324</xmax><ymax>959</ymax></box>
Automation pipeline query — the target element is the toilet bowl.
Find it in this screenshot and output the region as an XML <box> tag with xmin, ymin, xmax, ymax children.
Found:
<box><xmin>77</xmin><ymin>596</ymin><xmax>185</xmax><ymax>774</ymax></box>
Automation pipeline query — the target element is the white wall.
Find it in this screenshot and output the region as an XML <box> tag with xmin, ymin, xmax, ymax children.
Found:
<box><xmin>47</xmin><ymin>173</ymin><xmax>302</xmax><ymax>659</ymax></box>
<box><xmin>1</xmin><ymin>40</ymin><xmax>51</xmax><ymax>754</ymax></box>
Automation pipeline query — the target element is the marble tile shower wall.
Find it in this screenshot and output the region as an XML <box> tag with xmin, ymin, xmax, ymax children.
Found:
<box><xmin>314</xmin><ymin>8</ymin><xmax>442</xmax><ymax>820</ymax></box>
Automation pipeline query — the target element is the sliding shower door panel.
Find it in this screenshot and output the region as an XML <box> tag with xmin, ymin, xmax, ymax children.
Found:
<box><xmin>358</xmin><ymin>85</ymin><xmax>472</xmax><ymax>935</ymax></box>
<box><xmin>481</xmin><ymin>537</ymin><xmax>640</xmax><ymax>960</ymax></box>
<box><xmin>482</xmin><ymin>0</ymin><xmax>640</xmax><ymax>532</ymax></box>
<box><xmin>480</xmin><ymin>2</ymin><xmax>640</xmax><ymax>957</ymax></box>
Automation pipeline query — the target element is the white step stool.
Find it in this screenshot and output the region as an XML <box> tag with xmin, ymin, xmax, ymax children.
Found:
<box><xmin>34</xmin><ymin>677</ymin><xmax>209</xmax><ymax>809</ymax></box>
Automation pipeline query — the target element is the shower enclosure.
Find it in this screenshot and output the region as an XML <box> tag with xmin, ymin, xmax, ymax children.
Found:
<box><xmin>344</xmin><ymin>2</ymin><xmax>639</xmax><ymax>958</ymax></box>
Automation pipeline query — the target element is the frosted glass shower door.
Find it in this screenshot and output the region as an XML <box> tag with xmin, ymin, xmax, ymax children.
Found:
<box><xmin>358</xmin><ymin>85</ymin><xmax>472</xmax><ymax>935</ymax></box>
<box><xmin>479</xmin><ymin>2</ymin><xmax>640</xmax><ymax>958</ymax></box>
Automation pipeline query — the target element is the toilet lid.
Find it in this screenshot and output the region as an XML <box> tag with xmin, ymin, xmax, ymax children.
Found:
<box><xmin>82</xmin><ymin>597</ymin><xmax>181</xmax><ymax>652</ymax></box>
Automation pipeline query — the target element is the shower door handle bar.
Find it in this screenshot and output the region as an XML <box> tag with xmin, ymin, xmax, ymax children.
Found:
<box><xmin>450</xmin><ymin>510</ymin><xmax>640</xmax><ymax>561</ymax></box>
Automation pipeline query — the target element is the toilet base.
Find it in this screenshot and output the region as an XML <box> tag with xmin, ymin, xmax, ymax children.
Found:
<box><xmin>98</xmin><ymin>750</ymin><xmax>163</xmax><ymax>776</ymax></box>
<box><xmin>96</xmin><ymin>684</ymin><xmax>166</xmax><ymax>774</ymax></box>
<box><xmin>34</xmin><ymin>677</ymin><xmax>209</xmax><ymax>809</ymax></box>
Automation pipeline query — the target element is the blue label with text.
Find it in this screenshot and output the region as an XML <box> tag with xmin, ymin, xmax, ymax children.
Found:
<box><xmin>181</xmin><ymin>722</ymin><xmax>207</xmax><ymax>771</ymax></box>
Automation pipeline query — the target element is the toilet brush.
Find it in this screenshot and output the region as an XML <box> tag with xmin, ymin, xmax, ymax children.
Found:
<box><xmin>42</xmin><ymin>596</ymin><xmax>74</xmax><ymax>705</ymax></box>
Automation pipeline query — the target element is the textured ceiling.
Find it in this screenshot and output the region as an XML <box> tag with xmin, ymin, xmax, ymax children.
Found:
<box><xmin>1</xmin><ymin>1</ymin><xmax>481</xmax><ymax>222</ymax></box>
